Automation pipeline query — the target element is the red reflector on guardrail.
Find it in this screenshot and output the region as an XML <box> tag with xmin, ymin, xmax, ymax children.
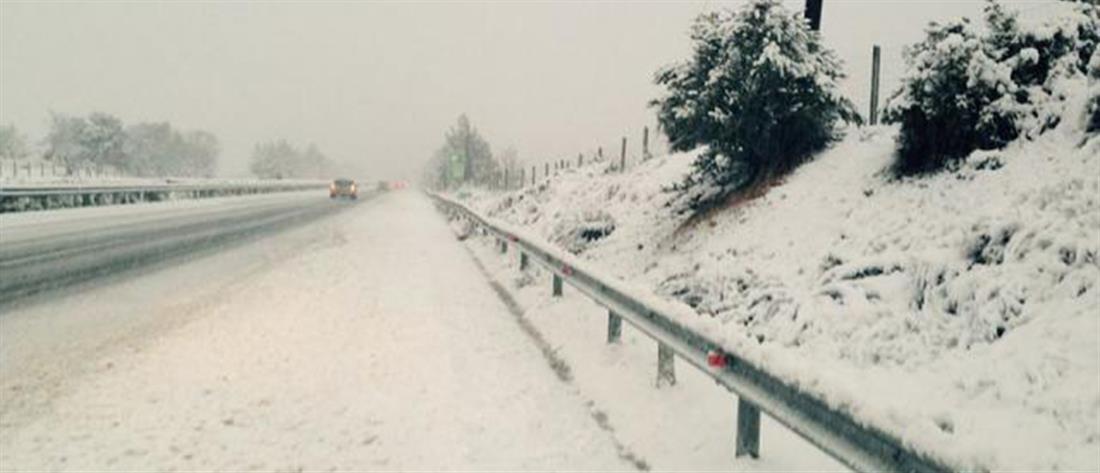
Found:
<box><xmin>561</xmin><ymin>265</ymin><xmax>573</xmax><ymax>276</ymax></box>
<box><xmin>707</xmin><ymin>349</ymin><xmax>727</xmax><ymax>368</ymax></box>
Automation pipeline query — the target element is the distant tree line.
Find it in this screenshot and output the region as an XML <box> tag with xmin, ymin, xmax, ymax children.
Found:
<box><xmin>0</xmin><ymin>113</ymin><xmax>219</xmax><ymax>178</ymax></box>
<box><xmin>249</xmin><ymin>140</ymin><xmax>341</xmax><ymax>179</ymax></box>
<box><xmin>0</xmin><ymin>125</ymin><xmax>32</xmax><ymax>161</ymax></box>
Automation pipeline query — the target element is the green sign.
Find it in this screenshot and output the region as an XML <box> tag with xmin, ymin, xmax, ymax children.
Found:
<box><xmin>449</xmin><ymin>153</ymin><xmax>465</xmax><ymax>182</ymax></box>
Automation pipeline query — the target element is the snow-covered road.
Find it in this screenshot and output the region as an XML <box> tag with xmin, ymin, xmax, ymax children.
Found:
<box><xmin>1</xmin><ymin>190</ymin><xmax>346</xmax><ymax>303</ymax></box>
<box><xmin>0</xmin><ymin>191</ymin><xmax>634</xmax><ymax>471</ymax></box>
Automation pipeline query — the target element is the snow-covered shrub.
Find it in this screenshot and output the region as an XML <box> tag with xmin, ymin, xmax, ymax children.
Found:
<box><xmin>652</xmin><ymin>0</ymin><xmax>858</xmax><ymax>214</ymax></box>
<box><xmin>549</xmin><ymin>210</ymin><xmax>616</xmax><ymax>254</ymax></box>
<box><xmin>886</xmin><ymin>1</ymin><xmax>1099</xmax><ymax>174</ymax></box>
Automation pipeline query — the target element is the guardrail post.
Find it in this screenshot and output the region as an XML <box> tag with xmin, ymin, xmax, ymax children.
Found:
<box><xmin>657</xmin><ymin>343</ymin><xmax>675</xmax><ymax>387</ymax></box>
<box><xmin>607</xmin><ymin>310</ymin><xmax>622</xmax><ymax>343</ymax></box>
<box><xmin>736</xmin><ymin>399</ymin><xmax>761</xmax><ymax>459</ymax></box>
<box><xmin>552</xmin><ymin>274</ymin><xmax>563</xmax><ymax>297</ymax></box>
<box><xmin>499</xmin><ymin>239</ymin><xmax>507</xmax><ymax>254</ymax></box>
<box><xmin>520</xmin><ymin>252</ymin><xmax>529</xmax><ymax>270</ymax></box>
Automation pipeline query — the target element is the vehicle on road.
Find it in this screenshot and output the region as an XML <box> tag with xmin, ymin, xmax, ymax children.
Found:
<box><xmin>330</xmin><ymin>179</ymin><xmax>358</xmax><ymax>199</ymax></box>
<box><xmin>377</xmin><ymin>180</ymin><xmax>408</xmax><ymax>191</ymax></box>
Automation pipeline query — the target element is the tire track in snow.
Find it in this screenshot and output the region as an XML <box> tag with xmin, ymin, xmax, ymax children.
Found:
<box><xmin>459</xmin><ymin>242</ymin><xmax>651</xmax><ymax>472</ymax></box>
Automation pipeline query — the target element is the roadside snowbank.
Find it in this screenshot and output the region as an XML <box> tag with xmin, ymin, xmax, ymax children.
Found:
<box><xmin>454</xmin><ymin>118</ymin><xmax>1100</xmax><ymax>469</ymax></box>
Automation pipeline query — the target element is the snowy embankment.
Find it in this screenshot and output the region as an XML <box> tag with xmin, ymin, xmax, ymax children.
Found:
<box><xmin>454</xmin><ymin>121</ymin><xmax>1099</xmax><ymax>469</ymax></box>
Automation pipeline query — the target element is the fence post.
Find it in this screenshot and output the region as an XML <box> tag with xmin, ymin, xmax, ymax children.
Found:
<box><xmin>736</xmin><ymin>399</ymin><xmax>761</xmax><ymax>458</ymax></box>
<box><xmin>552</xmin><ymin>273</ymin><xmax>563</xmax><ymax>297</ymax></box>
<box><xmin>657</xmin><ymin>342</ymin><xmax>676</xmax><ymax>387</ymax></box>
<box><xmin>607</xmin><ymin>310</ymin><xmax>622</xmax><ymax>343</ymax></box>
<box><xmin>532</xmin><ymin>165</ymin><xmax>536</xmax><ymax>185</ymax></box>
<box><xmin>643</xmin><ymin>126</ymin><xmax>650</xmax><ymax>161</ymax></box>
<box><xmin>545</xmin><ymin>162</ymin><xmax>549</xmax><ymax>178</ymax></box>
<box><xmin>500</xmin><ymin>238</ymin><xmax>507</xmax><ymax>253</ymax></box>
<box><xmin>620</xmin><ymin>137</ymin><xmax>627</xmax><ymax>173</ymax></box>
<box><xmin>598</xmin><ymin>147</ymin><xmax>603</xmax><ymax>161</ymax></box>
<box><xmin>520</xmin><ymin>252</ymin><xmax>529</xmax><ymax>270</ymax></box>
<box><xmin>870</xmin><ymin>45</ymin><xmax>881</xmax><ymax>126</ymax></box>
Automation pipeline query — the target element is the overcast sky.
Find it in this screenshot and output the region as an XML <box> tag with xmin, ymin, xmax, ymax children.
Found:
<box><xmin>2</xmin><ymin>0</ymin><xmax>1020</xmax><ymax>179</ymax></box>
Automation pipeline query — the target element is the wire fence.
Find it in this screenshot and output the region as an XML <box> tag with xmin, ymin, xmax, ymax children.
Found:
<box><xmin>490</xmin><ymin>119</ymin><xmax>670</xmax><ymax>191</ymax></box>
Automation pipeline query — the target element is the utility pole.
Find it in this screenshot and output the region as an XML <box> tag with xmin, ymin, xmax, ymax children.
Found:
<box><xmin>869</xmin><ymin>45</ymin><xmax>882</xmax><ymax>125</ymax></box>
<box><xmin>805</xmin><ymin>0</ymin><xmax>823</xmax><ymax>31</ymax></box>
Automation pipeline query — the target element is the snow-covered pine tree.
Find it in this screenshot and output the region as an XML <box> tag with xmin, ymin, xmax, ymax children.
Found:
<box><xmin>652</xmin><ymin>0</ymin><xmax>857</xmax><ymax>214</ymax></box>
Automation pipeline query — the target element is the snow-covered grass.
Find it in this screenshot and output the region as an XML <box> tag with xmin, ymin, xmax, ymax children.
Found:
<box><xmin>452</xmin><ymin>113</ymin><xmax>1100</xmax><ymax>468</ymax></box>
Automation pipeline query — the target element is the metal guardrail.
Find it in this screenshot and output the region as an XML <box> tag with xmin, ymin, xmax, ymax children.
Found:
<box><xmin>0</xmin><ymin>181</ymin><xmax>326</xmax><ymax>197</ymax></box>
<box><xmin>0</xmin><ymin>181</ymin><xmax>329</xmax><ymax>213</ymax></box>
<box><xmin>429</xmin><ymin>192</ymin><xmax>960</xmax><ymax>473</ymax></box>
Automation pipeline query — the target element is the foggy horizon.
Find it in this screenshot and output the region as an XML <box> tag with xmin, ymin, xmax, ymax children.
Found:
<box><xmin>2</xmin><ymin>1</ymin><xmax>994</xmax><ymax>179</ymax></box>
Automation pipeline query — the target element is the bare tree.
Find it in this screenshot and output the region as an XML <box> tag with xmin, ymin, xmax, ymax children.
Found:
<box><xmin>0</xmin><ymin>124</ymin><xmax>31</xmax><ymax>160</ymax></box>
